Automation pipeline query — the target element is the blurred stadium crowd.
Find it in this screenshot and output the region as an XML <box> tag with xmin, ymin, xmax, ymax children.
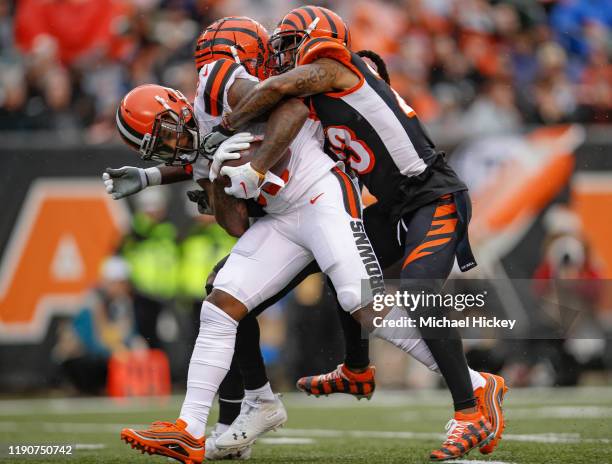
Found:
<box><xmin>0</xmin><ymin>0</ymin><xmax>610</xmax><ymax>396</ymax></box>
<box><xmin>0</xmin><ymin>0</ymin><xmax>610</xmax><ymax>140</ymax></box>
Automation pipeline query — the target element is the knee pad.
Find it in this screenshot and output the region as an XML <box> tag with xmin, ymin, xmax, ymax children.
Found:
<box><xmin>200</xmin><ymin>301</ymin><xmax>238</xmax><ymax>332</ymax></box>
<box><xmin>336</xmin><ymin>285</ymin><xmax>363</xmax><ymax>313</ymax></box>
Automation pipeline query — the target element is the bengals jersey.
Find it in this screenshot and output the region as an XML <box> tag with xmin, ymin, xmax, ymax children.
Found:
<box><xmin>193</xmin><ymin>58</ymin><xmax>334</xmax><ymax>214</ymax></box>
<box><xmin>297</xmin><ymin>37</ymin><xmax>467</xmax><ymax>221</ymax></box>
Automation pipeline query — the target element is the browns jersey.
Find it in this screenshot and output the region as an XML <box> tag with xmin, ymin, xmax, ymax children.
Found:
<box><xmin>193</xmin><ymin>58</ymin><xmax>334</xmax><ymax>213</ymax></box>
<box><xmin>297</xmin><ymin>37</ymin><xmax>467</xmax><ymax>221</ymax></box>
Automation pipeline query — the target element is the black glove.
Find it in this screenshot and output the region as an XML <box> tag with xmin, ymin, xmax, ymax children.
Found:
<box><xmin>201</xmin><ymin>124</ymin><xmax>237</xmax><ymax>159</ymax></box>
<box><xmin>186</xmin><ymin>189</ymin><xmax>213</xmax><ymax>215</ymax></box>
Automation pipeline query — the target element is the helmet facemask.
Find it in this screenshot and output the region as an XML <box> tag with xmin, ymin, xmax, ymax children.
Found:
<box><xmin>140</xmin><ymin>98</ymin><xmax>200</xmax><ymax>166</ymax></box>
<box><xmin>268</xmin><ymin>17</ymin><xmax>320</xmax><ymax>74</ymax></box>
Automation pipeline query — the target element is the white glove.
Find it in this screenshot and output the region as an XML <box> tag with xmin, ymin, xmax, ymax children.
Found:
<box><xmin>209</xmin><ymin>132</ymin><xmax>254</xmax><ymax>182</ymax></box>
<box><xmin>219</xmin><ymin>162</ymin><xmax>265</xmax><ymax>199</ymax></box>
<box><xmin>103</xmin><ymin>166</ymin><xmax>160</xmax><ymax>199</ymax></box>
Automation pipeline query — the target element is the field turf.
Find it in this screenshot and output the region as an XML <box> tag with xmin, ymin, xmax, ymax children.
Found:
<box><xmin>1</xmin><ymin>387</ymin><xmax>611</xmax><ymax>463</ymax></box>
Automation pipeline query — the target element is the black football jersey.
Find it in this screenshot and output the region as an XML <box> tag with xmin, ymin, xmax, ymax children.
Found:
<box><xmin>298</xmin><ymin>37</ymin><xmax>466</xmax><ymax>220</ymax></box>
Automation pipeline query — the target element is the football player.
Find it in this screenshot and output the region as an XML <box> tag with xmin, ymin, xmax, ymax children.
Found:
<box><xmin>114</xmin><ymin>16</ymin><xmax>397</xmax><ymax>464</ymax></box>
<box><xmin>107</xmin><ymin>17</ymin><xmax>379</xmax><ymax>460</ymax></box>
<box><xmin>204</xmin><ymin>6</ymin><xmax>507</xmax><ymax>461</ymax></box>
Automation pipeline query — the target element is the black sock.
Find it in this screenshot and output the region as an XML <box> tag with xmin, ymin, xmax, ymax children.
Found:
<box><xmin>337</xmin><ymin>303</ymin><xmax>370</xmax><ymax>370</ymax></box>
<box><xmin>420</xmin><ymin>330</ymin><xmax>476</xmax><ymax>411</ymax></box>
<box><xmin>236</xmin><ymin>313</ymin><xmax>269</xmax><ymax>390</ymax></box>
<box><xmin>218</xmin><ymin>354</ymin><xmax>244</xmax><ymax>425</ymax></box>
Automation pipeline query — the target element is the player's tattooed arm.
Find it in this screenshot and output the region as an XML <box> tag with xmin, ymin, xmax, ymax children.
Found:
<box><xmin>227</xmin><ymin>77</ymin><xmax>309</xmax><ymax>174</ymax></box>
<box><xmin>227</xmin><ymin>58</ymin><xmax>355</xmax><ymax>129</ymax></box>
<box><xmin>251</xmin><ymin>98</ymin><xmax>308</xmax><ymax>174</ymax></box>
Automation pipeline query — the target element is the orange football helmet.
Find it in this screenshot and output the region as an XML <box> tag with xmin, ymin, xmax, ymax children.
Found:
<box><xmin>194</xmin><ymin>16</ymin><xmax>270</xmax><ymax>80</ymax></box>
<box><xmin>116</xmin><ymin>84</ymin><xmax>200</xmax><ymax>165</ymax></box>
<box><xmin>268</xmin><ymin>6</ymin><xmax>351</xmax><ymax>73</ymax></box>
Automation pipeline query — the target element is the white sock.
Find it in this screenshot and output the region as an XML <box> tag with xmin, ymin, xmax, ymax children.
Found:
<box><xmin>179</xmin><ymin>301</ymin><xmax>238</xmax><ymax>439</ymax></box>
<box><xmin>244</xmin><ymin>381</ymin><xmax>275</xmax><ymax>406</ymax></box>
<box><xmin>372</xmin><ymin>306</ymin><xmax>484</xmax><ymax>392</ymax></box>
<box><xmin>214</xmin><ymin>422</ymin><xmax>229</xmax><ymax>434</ymax></box>
<box><xmin>469</xmin><ymin>368</ymin><xmax>486</xmax><ymax>390</ymax></box>
<box><xmin>372</xmin><ymin>306</ymin><xmax>440</xmax><ymax>372</ymax></box>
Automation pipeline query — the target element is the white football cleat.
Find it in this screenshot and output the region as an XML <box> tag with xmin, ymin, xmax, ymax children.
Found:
<box><xmin>205</xmin><ymin>424</ymin><xmax>252</xmax><ymax>460</ymax></box>
<box><xmin>215</xmin><ymin>395</ymin><xmax>287</xmax><ymax>450</ymax></box>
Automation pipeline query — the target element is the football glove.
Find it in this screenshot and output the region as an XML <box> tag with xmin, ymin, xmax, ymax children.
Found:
<box><xmin>186</xmin><ymin>189</ymin><xmax>213</xmax><ymax>215</ymax></box>
<box><xmin>201</xmin><ymin>123</ymin><xmax>237</xmax><ymax>157</ymax></box>
<box><xmin>209</xmin><ymin>132</ymin><xmax>254</xmax><ymax>182</ymax></box>
<box><xmin>103</xmin><ymin>166</ymin><xmax>151</xmax><ymax>200</ymax></box>
<box><xmin>219</xmin><ymin>162</ymin><xmax>265</xmax><ymax>199</ymax></box>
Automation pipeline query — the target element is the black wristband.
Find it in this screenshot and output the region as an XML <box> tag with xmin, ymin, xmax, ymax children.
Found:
<box><xmin>212</xmin><ymin>122</ymin><xmax>236</xmax><ymax>137</ymax></box>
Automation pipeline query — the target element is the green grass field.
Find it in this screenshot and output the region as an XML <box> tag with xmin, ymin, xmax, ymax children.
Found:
<box><xmin>1</xmin><ymin>387</ymin><xmax>611</xmax><ymax>463</ymax></box>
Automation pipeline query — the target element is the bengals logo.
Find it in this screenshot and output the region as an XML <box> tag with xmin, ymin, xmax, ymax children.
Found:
<box><xmin>0</xmin><ymin>179</ymin><xmax>129</xmax><ymax>343</ymax></box>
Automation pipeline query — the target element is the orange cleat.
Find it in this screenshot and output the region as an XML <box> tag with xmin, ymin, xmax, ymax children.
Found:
<box><xmin>296</xmin><ymin>364</ymin><xmax>375</xmax><ymax>400</ymax></box>
<box><xmin>120</xmin><ymin>419</ymin><xmax>204</xmax><ymax>464</ymax></box>
<box><xmin>475</xmin><ymin>372</ymin><xmax>508</xmax><ymax>454</ymax></box>
<box><xmin>429</xmin><ymin>412</ymin><xmax>494</xmax><ymax>461</ymax></box>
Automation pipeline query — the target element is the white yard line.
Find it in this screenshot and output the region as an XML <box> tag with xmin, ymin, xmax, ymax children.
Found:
<box><xmin>454</xmin><ymin>461</ymin><xmax>515</xmax><ymax>464</ymax></box>
<box><xmin>2</xmin><ymin>421</ymin><xmax>609</xmax><ymax>445</ymax></box>
<box><xmin>258</xmin><ymin>438</ymin><xmax>315</xmax><ymax>445</ymax></box>
<box><xmin>74</xmin><ymin>444</ymin><xmax>106</xmax><ymax>450</ymax></box>
<box><xmin>399</xmin><ymin>405</ymin><xmax>612</xmax><ymax>422</ymax></box>
<box><xmin>1</xmin><ymin>387</ymin><xmax>611</xmax><ymax>415</ymax></box>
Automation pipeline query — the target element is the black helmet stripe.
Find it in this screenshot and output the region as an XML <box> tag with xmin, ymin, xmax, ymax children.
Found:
<box><xmin>196</xmin><ymin>50</ymin><xmax>235</xmax><ymax>61</ymax></box>
<box><xmin>293</xmin><ymin>9</ymin><xmax>308</xmax><ymax>29</ymax></box>
<box><xmin>281</xmin><ymin>18</ymin><xmax>299</xmax><ymax>29</ymax></box>
<box><xmin>116</xmin><ymin>109</ymin><xmax>143</xmax><ymax>150</ymax></box>
<box><xmin>197</xmin><ymin>38</ymin><xmax>246</xmax><ymax>52</ymax></box>
<box><xmin>213</xmin><ymin>27</ymin><xmax>260</xmax><ymax>39</ymax></box>
<box><xmin>302</xmin><ymin>6</ymin><xmax>317</xmax><ymax>22</ymax></box>
<box><xmin>116</xmin><ymin>107</ymin><xmax>144</xmax><ymax>147</ymax></box>
<box><xmin>318</xmin><ymin>8</ymin><xmax>339</xmax><ymax>39</ymax></box>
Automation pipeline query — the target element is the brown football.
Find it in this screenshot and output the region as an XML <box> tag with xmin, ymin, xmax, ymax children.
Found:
<box><xmin>219</xmin><ymin>138</ymin><xmax>291</xmax><ymax>188</ymax></box>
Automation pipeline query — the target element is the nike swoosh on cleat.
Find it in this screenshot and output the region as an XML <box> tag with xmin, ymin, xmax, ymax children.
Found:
<box><xmin>310</xmin><ymin>192</ymin><xmax>324</xmax><ymax>204</ymax></box>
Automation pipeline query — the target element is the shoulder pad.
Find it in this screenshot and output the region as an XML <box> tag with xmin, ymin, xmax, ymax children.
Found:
<box><xmin>199</xmin><ymin>59</ymin><xmax>242</xmax><ymax>117</ymax></box>
<box><xmin>296</xmin><ymin>37</ymin><xmax>351</xmax><ymax>67</ymax></box>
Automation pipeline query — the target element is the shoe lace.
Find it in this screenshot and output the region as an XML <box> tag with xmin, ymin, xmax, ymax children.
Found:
<box><xmin>232</xmin><ymin>398</ymin><xmax>262</xmax><ymax>430</ymax></box>
<box><xmin>319</xmin><ymin>365</ymin><xmax>343</xmax><ymax>382</ymax></box>
<box><xmin>443</xmin><ymin>419</ymin><xmax>471</xmax><ymax>445</ymax></box>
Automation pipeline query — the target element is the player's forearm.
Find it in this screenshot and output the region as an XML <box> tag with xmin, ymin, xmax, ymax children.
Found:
<box><xmin>251</xmin><ymin>98</ymin><xmax>308</xmax><ymax>174</ymax></box>
<box><xmin>227</xmin><ymin>80</ymin><xmax>285</xmax><ymax>129</ymax></box>
<box><xmin>228</xmin><ymin>61</ymin><xmax>340</xmax><ymax>130</ymax></box>
<box><xmin>158</xmin><ymin>166</ymin><xmax>192</xmax><ymax>184</ymax></box>
<box><xmin>211</xmin><ymin>180</ymin><xmax>249</xmax><ymax>237</ymax></box>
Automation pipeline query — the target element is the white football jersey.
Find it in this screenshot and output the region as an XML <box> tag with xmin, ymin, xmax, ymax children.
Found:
<box><xmin>192</xmin><ymin>58</ymin><xmax>334</xmax><ymax>214</ymax></box>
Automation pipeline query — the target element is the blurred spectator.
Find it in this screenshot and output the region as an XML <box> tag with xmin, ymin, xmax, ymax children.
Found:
<box><xmin>505</xmin><ymin>205</ymin><xmax>606</xmax><ymax>387</ymax></box>
<box><xmin>463</xmin><ymin>78</ymin><xmax>521</xmax><ymax>136</ymax></box>
<box><xmin>0</xmin><ymin>0</ymin><xmax>609</xmax><ymax>137</ymax></box>
<box><xmin>53</xmin><ymin>256</ymin><xmax>145</xmax><ymax>394</ymax></box>
<box><xmin>118</xmin><ymin>187</ymin><xmax>180</xmax><ymax>348</ymax></box>
<box><xmin>179</xmin><ymin>196</ymin><xmax>236</xmax><ymax>336</ymax></box>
